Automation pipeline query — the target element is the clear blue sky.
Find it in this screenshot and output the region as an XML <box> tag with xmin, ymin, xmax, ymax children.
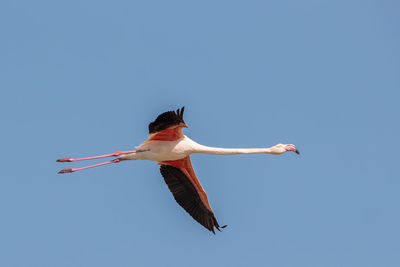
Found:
<box><xmin>1</xmin><ymin>0</ymin><xmax>399</xmax><ymax>266</ymax></box>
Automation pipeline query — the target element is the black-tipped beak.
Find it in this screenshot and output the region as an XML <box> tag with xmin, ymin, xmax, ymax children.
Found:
<box><xmin>295</xmin><ymin>149</ymin><xmax>300</xmax><ymax>155</ymax></box>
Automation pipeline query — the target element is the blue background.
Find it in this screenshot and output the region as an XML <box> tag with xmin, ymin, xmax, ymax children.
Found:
<box><xmin>1</xmin><ymin>0</ymin><xmax>399</xmax><ymax>266</ymax></box>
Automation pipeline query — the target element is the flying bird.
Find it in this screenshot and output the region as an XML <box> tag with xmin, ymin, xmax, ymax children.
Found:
<box><xmin>57</xmin><ymin>107</ymin><xmax>299</xmax><ymax>233</ymax></box>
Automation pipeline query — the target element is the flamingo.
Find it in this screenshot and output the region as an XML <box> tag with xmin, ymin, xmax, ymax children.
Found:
<box><xmin>57</xmin><ymin>107</ymin><xmax>299</xmax><ymax>233</ymax></box>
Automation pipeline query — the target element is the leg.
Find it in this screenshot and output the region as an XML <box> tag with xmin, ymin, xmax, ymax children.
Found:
<box><xmin>58</xmin><ymin>158</ymin><xmax>126</xmax><ymax>174</ymax></box>
<box><xmin>57</xmin><ymin>150</ymin><xmax>136</xmax><ymax>162</ymax></box>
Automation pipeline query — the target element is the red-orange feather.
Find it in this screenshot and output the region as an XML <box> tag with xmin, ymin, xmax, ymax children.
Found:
<box><xmin>148</xmin><ymin>123</ymin><xmax>187</xmax><ymax>141</ymax></box>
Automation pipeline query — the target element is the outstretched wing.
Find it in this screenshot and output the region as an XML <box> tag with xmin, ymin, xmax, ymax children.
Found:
<box><xmin>148</xmin><ymin>107</ymin><xmax>187</xmax><ymax>141</ymax></box>
<box><xmin>159</xmin><ymin>156</ymin><xmax>225</xmax><ymax>234</ymax></box>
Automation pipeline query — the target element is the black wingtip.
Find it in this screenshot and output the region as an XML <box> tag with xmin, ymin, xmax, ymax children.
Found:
<box><xmin>178</xmin><ymin>106</ymin><xmax>185</xmax><ymax>119</ymax></box>
<box><xmin>215</xmin><ymin>224</ymin><xmax>228</xmax><ymax>233</ymax></box>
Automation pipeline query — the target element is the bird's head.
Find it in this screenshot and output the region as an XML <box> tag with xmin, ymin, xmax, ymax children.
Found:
<box><xmin>269</xmin><ymin>144</ymin><xmax>300</xmax><ymax>155</ymax></box>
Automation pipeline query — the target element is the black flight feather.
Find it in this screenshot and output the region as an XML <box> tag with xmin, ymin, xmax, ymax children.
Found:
<box><xmin>159</xmin><ymin>164</ymin><xmax>223</xmax><ymax>234</ymax></box>
<box><xmin>148</xmin><ymin>107</ymin><xmax>185</xmax><ymax>134</ymax></box>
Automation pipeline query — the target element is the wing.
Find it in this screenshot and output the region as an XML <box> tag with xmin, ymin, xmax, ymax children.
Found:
<box><xmin>148</xmin><ymin>107</ymin><xmax>187</xmax><ymax>141</ymax></box>
<box><xmin>159</xmin><ymin>156</ymin><xmax>225</xmax><ymax>234</ymax></box>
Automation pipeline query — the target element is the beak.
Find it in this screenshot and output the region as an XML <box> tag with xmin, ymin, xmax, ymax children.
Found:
<box><xmin>295</xmin><ymin>148</ymin><xmax>300</xmax><ymax>155</ymax></box>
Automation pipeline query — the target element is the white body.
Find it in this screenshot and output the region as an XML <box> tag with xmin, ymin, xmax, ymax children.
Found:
<box><xmin>121</xmin><ymin>135</ymin><xmax>289</xmax><ymax>162</ymax></box>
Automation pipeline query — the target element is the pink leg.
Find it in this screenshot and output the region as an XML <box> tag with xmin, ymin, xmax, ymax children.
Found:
<box><xmin>57</xmin><ymin>150</ymin><xmax>136</xmax><ymax>162</ymax></box>
<box><xmin>58</xmin><ymin>158</ymin><xmax>126</xmax><ymax>174</ymax></box>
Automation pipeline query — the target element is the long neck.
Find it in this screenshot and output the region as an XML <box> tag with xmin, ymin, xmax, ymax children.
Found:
<box><xmin>192</xmin><ymin>143</ymin><xmax>274</xmax><ymax>155</ymax></box>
